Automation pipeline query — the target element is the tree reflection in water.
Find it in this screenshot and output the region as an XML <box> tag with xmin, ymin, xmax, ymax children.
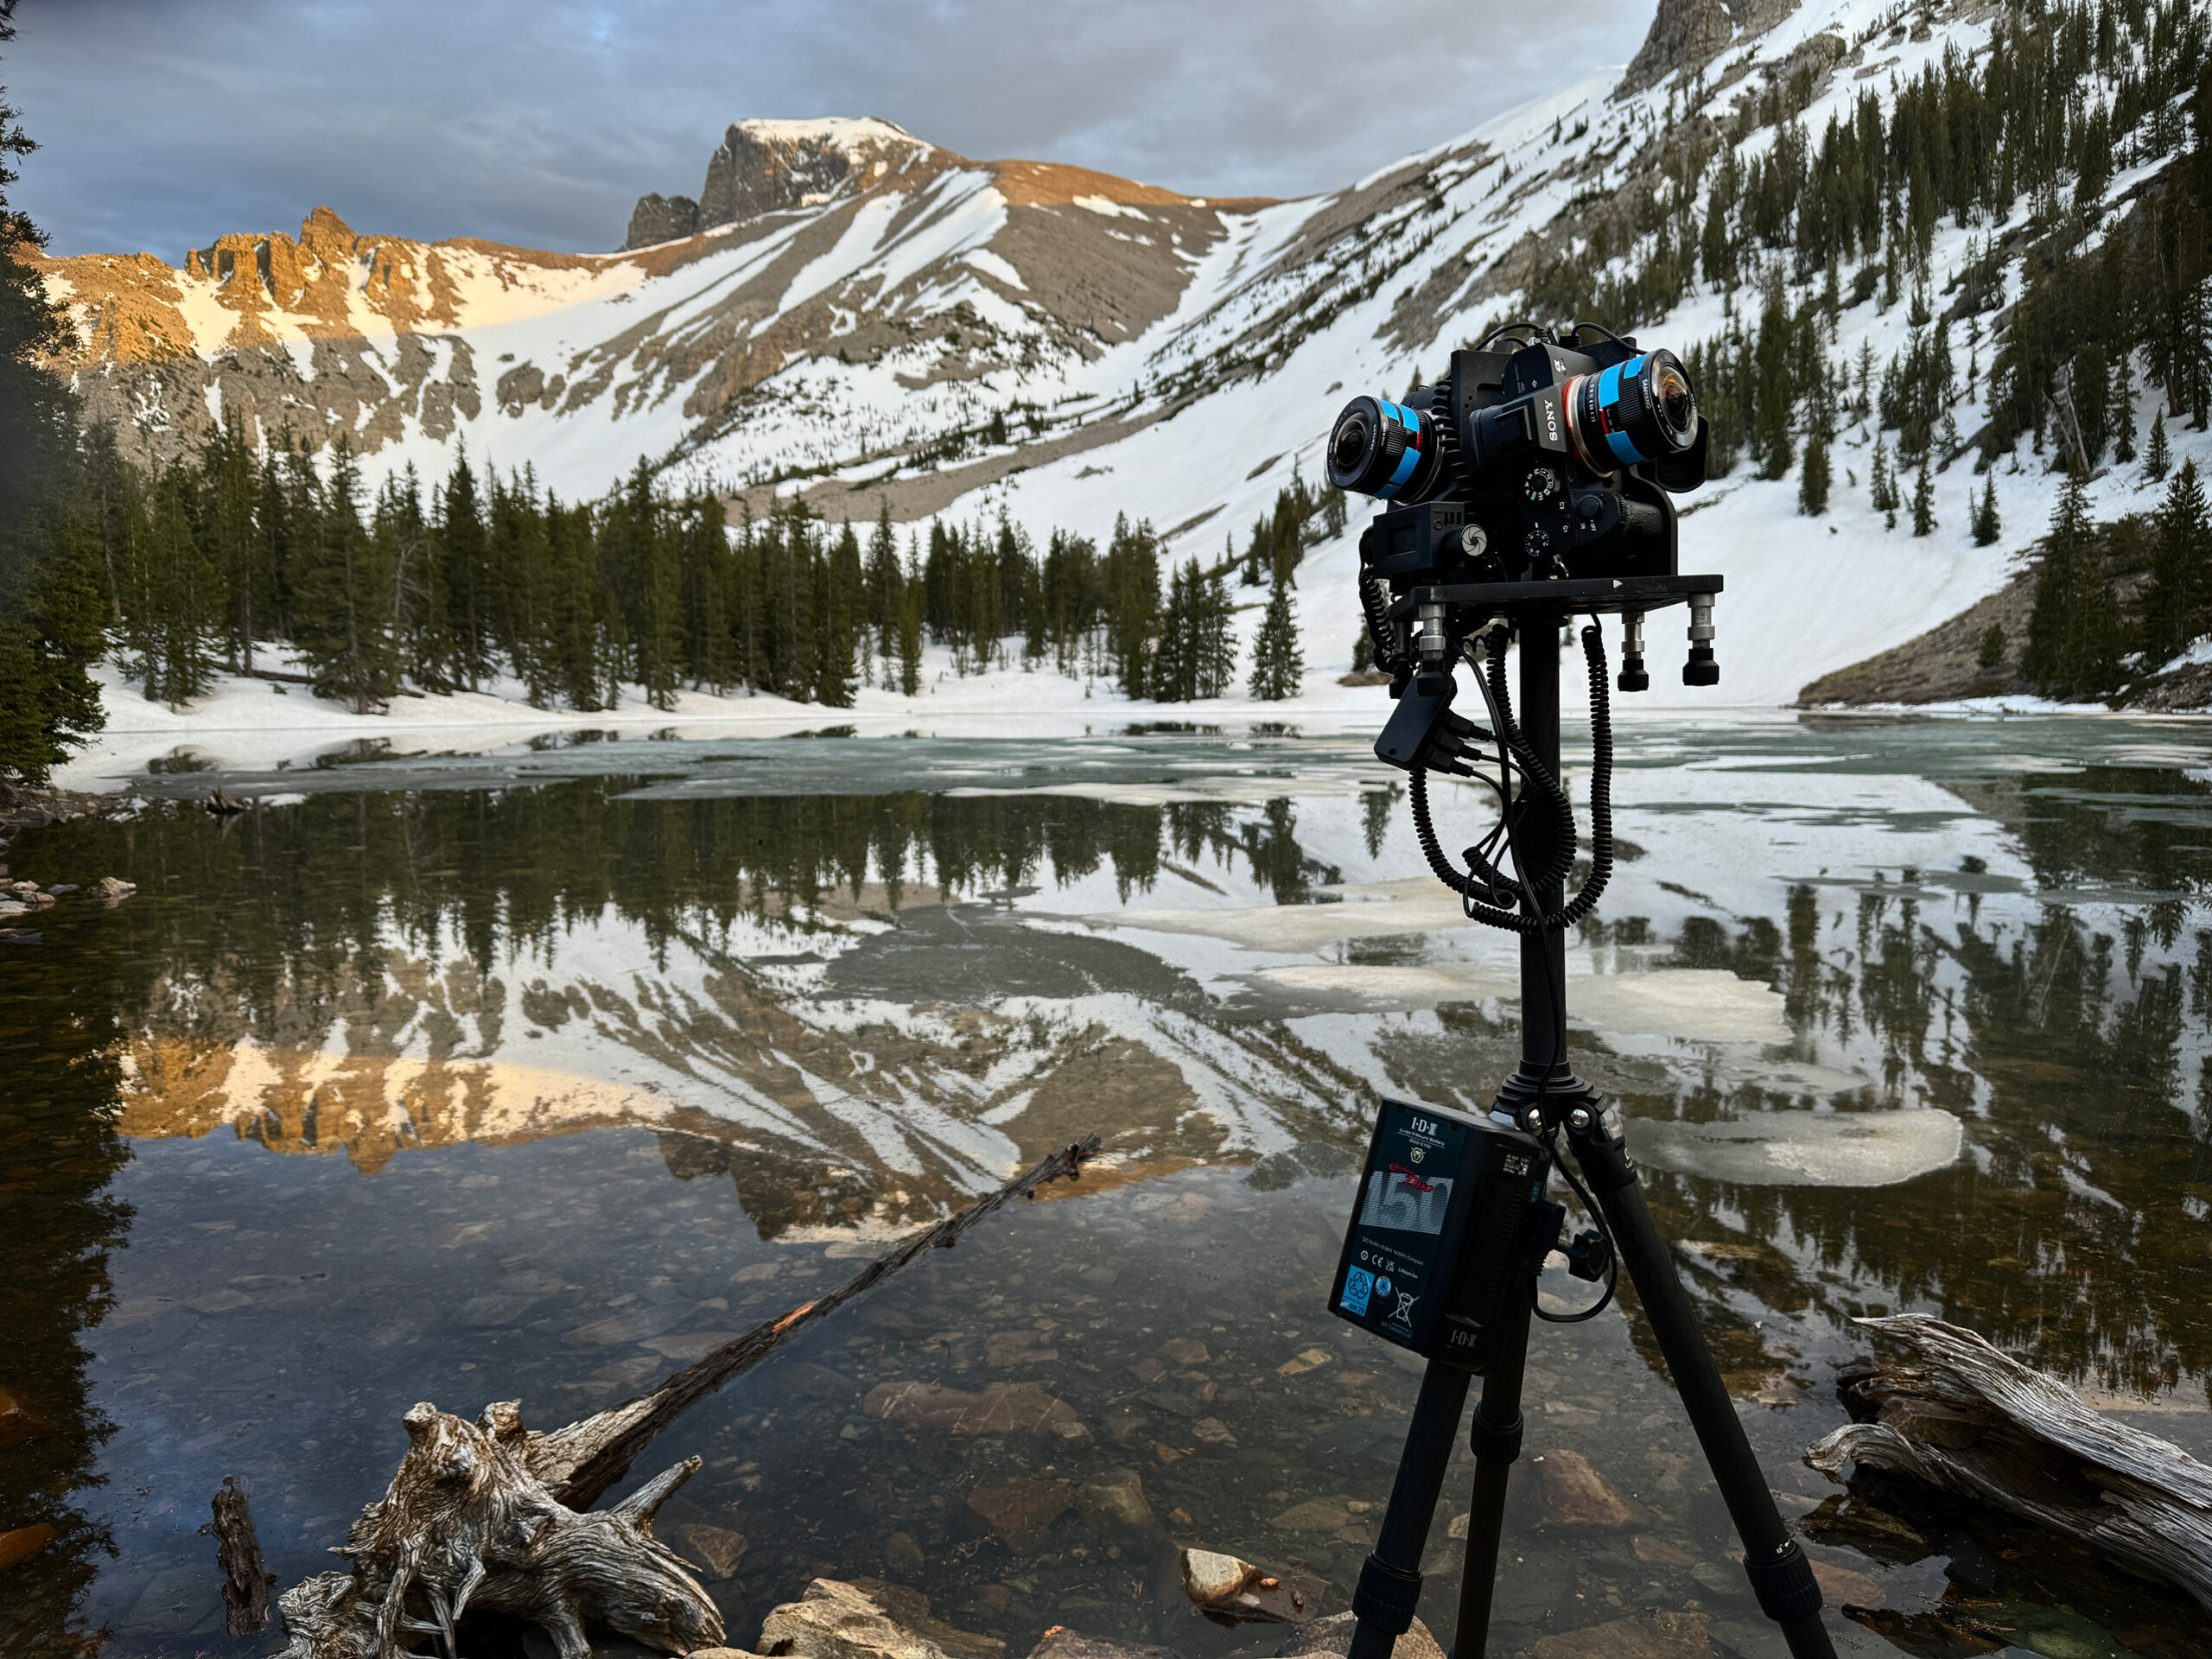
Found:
<box><xmin>1606</xmin><ymin>762</ymin><xmax>2212</xmax><ymax>1399</ymax></box>
<box><xmin>0</xmin><ymin>901</ymin><xmax>133</xmax><ymax>1654</ymax></box>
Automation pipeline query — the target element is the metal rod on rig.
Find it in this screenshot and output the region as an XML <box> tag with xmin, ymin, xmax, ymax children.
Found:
<box><xmin>1516</xmin><ymin>617</ymin><xmax>1569</xmax><ymax>1093</ymax></box>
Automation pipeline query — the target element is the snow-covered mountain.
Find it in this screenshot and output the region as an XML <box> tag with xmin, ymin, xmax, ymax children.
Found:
<box><xmin>34</xmin><ymin>3</ymin><xmax>2212</xmax><ymax>707</ymax></box>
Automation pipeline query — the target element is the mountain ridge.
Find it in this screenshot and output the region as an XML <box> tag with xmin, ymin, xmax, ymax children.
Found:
<box><xmin>28</xmin><ymin>0</ymin><xmax>2212</xmax><ymax>709</ymax></box>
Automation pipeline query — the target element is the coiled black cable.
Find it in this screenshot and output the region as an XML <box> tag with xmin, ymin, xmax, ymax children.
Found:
<box><xmin>1481</xmin><ymin>640</ymin><xmax>1577</xmax><ymax>891</ymax></box>
<box><xmin>1406</xmin><ymin>622</ymin><xmax>1615</xmax><ymax>933</ymax></box>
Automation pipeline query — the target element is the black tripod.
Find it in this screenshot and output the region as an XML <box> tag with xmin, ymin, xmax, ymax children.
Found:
<box><xmin>1344</xmin><ymin>617</ymin><xmax>1836</xmax><ymax>1659</ymax></box>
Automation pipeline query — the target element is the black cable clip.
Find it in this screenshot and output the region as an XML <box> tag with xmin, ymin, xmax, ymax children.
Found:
<box><xmin>1372</xmin><ymin>671</ymin><xmax>1491</xmax><ymax>775</ymax></box>
<box><xmin>1562</xmin><ymin>1228</ymin><xmax>1613</xmax><ymax>1283</ymax></box>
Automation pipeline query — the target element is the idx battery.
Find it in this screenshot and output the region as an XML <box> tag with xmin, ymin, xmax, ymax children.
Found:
<box><xmin>1330</xmin><ymin>1096</ymin><xmax>1554</xmax><ymax>1373</ymax></box>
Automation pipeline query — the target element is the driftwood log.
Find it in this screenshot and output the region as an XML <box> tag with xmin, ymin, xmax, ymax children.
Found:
<box><xmin>277</xmin><ymin>1137</ymin><xmax>1101</xmax><ymax>1658</ymax></box>
<box><xmin>1807</xmin><ymin>1313</ymin><xmax>2212</xmax><ymax>1608</ymax></box>
<box><xmin>201</xmin><ymin>1476</ymin><xmax>276</xmax><ymax>1635</ymax></box>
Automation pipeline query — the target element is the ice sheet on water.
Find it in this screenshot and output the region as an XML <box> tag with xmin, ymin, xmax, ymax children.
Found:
<box><xmin>1630</xmin><ymin>1109</ymin><xmax>1963</xmax><ymax>1188</ymax></box>
<box><xmin>1570</xmin><ymin>969</ymin><xmax>1789</xmax><ymax>1046</ymax></box>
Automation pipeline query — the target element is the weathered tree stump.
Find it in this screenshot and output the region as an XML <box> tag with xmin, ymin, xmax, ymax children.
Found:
<box><xmin>276</xmin><ymin>1402</ymin><xmax>721</xmax><ymax>1659</ymax></box>
<box><xmin>277</xmin><ymin>1138</ymin><xmax>1103</xmax><ymax>1659</ymax></box>
<box><xmin>1807</xmin><ymin>1313</ymin><xmax>2212</xmax><ymax>1609</ymax></box>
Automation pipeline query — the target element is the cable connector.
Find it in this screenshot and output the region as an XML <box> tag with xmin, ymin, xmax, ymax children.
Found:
<box><xmin>1563</xmin><ymin>1227</ymin><xmax>1613</xmax><ymax>1283</ymax></box>
<box><xmin>1373</xmin><ymin>671</ymin><xmax>1491</xmax><ymax>774</ymax></box>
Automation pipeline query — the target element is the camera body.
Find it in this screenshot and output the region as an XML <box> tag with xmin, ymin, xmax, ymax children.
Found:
<box><xmin>1328</xmin><ymin>329</ymin><xmax>1718</xmax><ymax>693</ymax></box>
<box><xmin>1360</xmin><ymin>340</ymin><xmax>1706</xmax><ymax>594</ymax></box>
<box><xmin>1330</xmin><ymin>1096</ymin><xmax>1555</xmax><ymax>1374</ymax></box>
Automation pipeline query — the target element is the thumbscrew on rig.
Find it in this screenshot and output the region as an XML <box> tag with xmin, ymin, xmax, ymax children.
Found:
<box><xmin>1683</xmin><ymin>592</ymin><xmax>1719</xmax><ymax>686</ymax></box>
<box><xmin>1618</xmin><ymin>610</ymin><xmax>1649</xmax><ymax>693</ymax></box>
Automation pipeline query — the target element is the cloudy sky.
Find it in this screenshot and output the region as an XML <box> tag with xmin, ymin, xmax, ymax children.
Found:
<box><xmin>8</xmin><ymin>0</ymin><xmax>1655</xmax><ymax>259</ymax></box>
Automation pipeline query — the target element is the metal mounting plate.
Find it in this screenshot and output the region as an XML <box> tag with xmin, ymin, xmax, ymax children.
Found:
<box><xmin>1394</xmin><ymin>573</ymin><xmax>1725</xmax><ymax>620</ymax></box>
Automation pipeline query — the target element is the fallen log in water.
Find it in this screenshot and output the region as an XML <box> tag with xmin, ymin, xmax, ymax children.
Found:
<box><xmin>201</xmin><ymin>1477</ymin><xmax>276</xmax><ymax>1635</ymax></box>
<box><xmin>1806</xmin><ymin>1313</ymin><xmax>2212</xmax><ymax>1609</ymax></box>
<box><xmin>277</xmin><ymin>1137</ymin><xmax>1102</xmax><ymax>1659</ymax></box>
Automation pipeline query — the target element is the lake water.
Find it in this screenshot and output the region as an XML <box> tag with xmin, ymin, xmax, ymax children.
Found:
<box><xmin>4</xmin><ymin>712</ymin><xmax>2211</xmax><ymax>1659</ymax></box>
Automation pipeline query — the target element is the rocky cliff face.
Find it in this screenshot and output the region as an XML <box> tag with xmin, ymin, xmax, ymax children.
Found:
<box><xmin>1618</xmin><ymin>0</ymin><xmax>1801</xmax><ymax>94</ymax></box>
<box><xmin>622</xmin><ymin>118</ymin><xmax>932</xmax><ymax>249</ymax></box>
<box><xmin>625</xmin><ymin>192</ymin><xmax>702</xmax><ymax>249</ymax></box>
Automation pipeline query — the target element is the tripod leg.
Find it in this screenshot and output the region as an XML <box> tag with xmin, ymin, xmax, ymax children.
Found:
<box><xmin>1347</xmin><ymin>1361</ymin><xmax>1471</xmax><ymax>1659</ymax></box>
<box><xmin>1451</xmin><ymin>1276</ymin><xmax>1533</xmax><ymax>1659</ymax></box>
<box><xmin>1567</xmin><ymin>1114</ymin><xmax>1836</xmax><ymax>1659</ymax></box>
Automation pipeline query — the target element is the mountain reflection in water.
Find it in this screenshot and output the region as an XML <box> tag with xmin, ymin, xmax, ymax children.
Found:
<box><xmin>3</xmin><ymin>717</ymin><xmax>2211</xmax><ymax>1655</ymax></box>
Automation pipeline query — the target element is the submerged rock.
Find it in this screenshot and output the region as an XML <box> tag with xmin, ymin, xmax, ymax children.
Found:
<box><xmin>966</xmin><ymin>1476</ymin><xmax>1073</xmax><ymax>1552</ymax></box>
<box><xmin>1525</xmin><ymin>1449</ymin><xmax>1636</xmax><ymax>1529</ymax></box>
<box><xmin>1180</xmin><ymin>1548</ymin><xmax>1255</xmax><ymax>1602</ymax></box>
<box><xmin>863</xmin><ymin>1380</ymin><xmax>1086</xmax><ymax>1439</ymax></box>
<box><xmin>1524</xmin><ymin>1610</ymin><xmax>1711</xmax><ymax>1659</ymax></box>
<box><xmin>1074</xmin><ymin>1467</ymin><xmax>1155</xmax><ymax>1532</ymax></box>
<box><xmin>680</xmin><ymin>1522</ymin><xmax>750</xmax><ymax>1580</ymax></box>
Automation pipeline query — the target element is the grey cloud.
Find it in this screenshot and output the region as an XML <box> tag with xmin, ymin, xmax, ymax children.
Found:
<box><xmin>8</xmin><ymin>0</ymin><xmax>1652</xmax><ymax>258</ymax></box>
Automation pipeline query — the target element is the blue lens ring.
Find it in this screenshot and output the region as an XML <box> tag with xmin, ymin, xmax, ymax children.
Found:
<box><xmin>1375</xmin><ymin>399</ymin><xmax>1427</xmax><ymax>499</ymax></box>
<box><xmin>1598</xmin><ymin>356</ymin><xmax>1652</xmax><ymax>467</ymax></box>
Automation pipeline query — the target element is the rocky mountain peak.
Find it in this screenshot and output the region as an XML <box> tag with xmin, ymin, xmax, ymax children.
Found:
<box><xmin>622</xmin><ymin>117</ymin><xmax>932</xmax><ymax>250</ymax></box>
<box><xmin>1617</xmin><ymin>0</ymin><xmax>1802</xmax><ymax>95</ymax></box>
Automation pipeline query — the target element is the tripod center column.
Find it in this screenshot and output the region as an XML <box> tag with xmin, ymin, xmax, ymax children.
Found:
<box><xmin>1513</xmin><ymin>614</ymin><xmax>1572</xmax><ymax>1095</ymax></box>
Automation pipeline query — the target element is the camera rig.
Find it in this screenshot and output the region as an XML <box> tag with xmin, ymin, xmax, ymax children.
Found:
<box><xmin>1330</xmin><ymin>323</ymin><xmax>1726</xmax><ymax>938</ymax></box>
<box><xmin>1322</xmin><ymin>325</ymin><xmax>1836</xmax><ymax>1659</ymax></box>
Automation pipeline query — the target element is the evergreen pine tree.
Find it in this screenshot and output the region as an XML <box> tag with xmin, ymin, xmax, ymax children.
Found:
<box><xmin>130</xmin><ymin>470</ymin><xmax>226</xmax><ymax>706</ymax></box>
<box><xmin>1798</xmin><ymin>426</ymin><xmax>1832</xmax><ymax>514</ymax></box>
<box><xmin>865</xmin><ymin>497</ymin><xmax>900</xmax><ymax>681</ymax></box>
<box><xmin>1249</xmin><ymin>570</ymin><xmax>1304</xmax><ymax>700</ymax></box>
<box><xmin>0</xmin><ymin>14</ymin><xmax>108</xmax><ymax>781</ymax></box>
<box><xmin>2023</xmin><ymin>471</ymin><xmax>2122</xmax><ymax>698</ymax></box>
<box><xmin>1103</xmin><ymin>512</ymin><xmax>1159</xmax><ymax>698</ymax></box>
<box><xmin>1976</xmin><ymin>622</ymin><xmax>2006</xmax><ymax>671</ymax></box>
<box><xmin>817</xmin><ymin>519</ymin><xmax>861</xmax><ymax>707</ymax></box>
<box><xmin>440</xmin><ymin>445</ymin><xmax>492</xmax><ymax>688</ymax></box>
<box><xmin>200</xmin><ymin>405</ymin><xmax>264</xmax><ymax>671</ymax></box>
<box><xmin>1151</xmin><ymin>560</ymin><xmax>1198</xmax><ymax>702</ymax></box>
<box><xmin>1199</xmin><ymin>569</ymin><xmax>1236</xmax><ymax>697</ymax></box>
<box><xmin>292</xmin><ymin>444</ymin><xmax>397</xmax><ymax>713</ymax></box>
<box><xmin>895</xmin><ymin>569</ymin><xmax>924</xmax><ymax>696</ymax></box>
<box><xmin>379</xmin><ymin>464</ymin><xmax>450</xmax><ymax>692</ymax></box>
<box><xmin>2139</xmin><ymin>459</ymin><xmax>2211</xmax><ymax>662</ymax></box>
<box><xmin>2146</xmin><ymin>409</ymin><xmax>2171</xmax><ymax>480</ymax></box>
<box><xmin>679</xmin><ymin>493</ymin><xmax>732</xmax><ymax>691</ymax></box>
<box><xmin>2113</xmin><ymin>355</ymin><xmax>2138</xmax><ymax>463</ymax></box>
<box><xmin>1871</xmin><ymin>441</ymin><xmax>1898</xmax><ymax>529</ymax></box>
<box><xmin>1910</xmin><ymin>454</ymin><xmax>1937</xmax><ymax>536</ymax></box>
<box><xmin>1971</xmin><ymin>472</ymin><xmax>2002</xmax><ymax>546</ymax></box>
<box><xmin>963</xmin><ymin>520</ymin><xmax>1000</xmax><ymax>674</ymax></box>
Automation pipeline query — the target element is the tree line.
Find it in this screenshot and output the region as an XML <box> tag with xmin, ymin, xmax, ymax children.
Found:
<box><xmin>3</xmin><ymin>364</ymin><xmax>1333</xmax><ymax>787</ymax></box>
<box><xmin>89</xmin><ymin>427</ymin><xmax>1328</xmax><ymax>720</ymax></box>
